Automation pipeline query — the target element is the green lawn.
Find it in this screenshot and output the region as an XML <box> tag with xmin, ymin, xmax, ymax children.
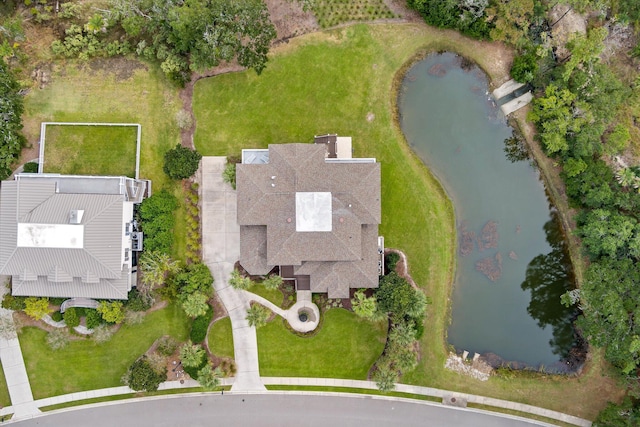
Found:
<box><xmin>207</xmin><ymin>317</ymin><xmax>234</xmax><ymax>359</ymax></box>
<box><xmin>0</xmin><ymin>360</ymin><xmax>11</xmax><ymax>407</ymax></box>
<box><xmin>248</xmin><ymin>286</ymin><xmax>284</xmax><ymax>307</ymax></box>
<box><xmin>257</xmin><ymin>309</ymin><xmax>386</xmax><ymax>379</ymax></box>
<box><xmin>193</xmin><ymin>23</ymin><xmax>623</xmax><ymax>419</ymax></box>
<box><xmin>43</xmin><ymin>125</ymin><xmax>137</xmax><ymax>177</ymax></box>
<box><xmin>20</xmin><ymin>303</ymin><xmax>190</xmax><ymax>399</ymax></box>
<box><xmin>22</xmin><ymin>59</ymin><xmax>188</xmax><ymax>262</ymax></box>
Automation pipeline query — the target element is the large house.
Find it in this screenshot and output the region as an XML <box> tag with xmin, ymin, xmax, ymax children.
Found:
<box><xmin>0</xmin><ymin>173</ymin><xmax>148</xmax><ymax>300</ymax></box>
<box><xmin>237</xmin><ymin>137</ymin><xmax>383</xmax><ymax>299</ymax></box>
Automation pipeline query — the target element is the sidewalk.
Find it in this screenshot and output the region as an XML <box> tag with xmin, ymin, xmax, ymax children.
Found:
<box><xmin>11</xmin><ymin>376</ymin><xmax>590</xmax><ymax>427</ymax></box>
<box><xmin>0</xmin><ymin>277</ymin><xmax>40</xmax><ymax>419</ymax></box>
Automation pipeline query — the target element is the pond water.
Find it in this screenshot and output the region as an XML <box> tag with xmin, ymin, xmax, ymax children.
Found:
<box><xmin>398</xmin><ymin>53</ymin><xmax>581</xmax><ymax>372</ymax></box>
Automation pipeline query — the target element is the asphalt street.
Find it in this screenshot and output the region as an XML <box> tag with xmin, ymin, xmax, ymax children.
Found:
<box><xmin>11</xmin><ymin>394</ymin><xmax>557</xmax><ymax>427</ymax></box>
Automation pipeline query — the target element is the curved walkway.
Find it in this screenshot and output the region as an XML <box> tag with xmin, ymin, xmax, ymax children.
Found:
<box><xmin>200</xmin><ymin>157</ymin><xmax>265</xmax><ymax>392</ymax></box>
<box><xmin>243</xmin><ymin>290</ymin><xmax>320</xmax><ymax>333</ymax></box>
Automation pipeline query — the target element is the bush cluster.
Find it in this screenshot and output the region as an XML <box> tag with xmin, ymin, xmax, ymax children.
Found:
<box><xmin>184</xmin><ymin>181</ymin><xmax>201</xmax><ymax>264</ymax></box>
<box><xmin>190</xmin><ymin>306</ymin><xmax>213</xmax><ymax>343</ymax></box>
<box><xmin>138</xmin><ymin>190</ymin><xmax>179</xmax><ymax>254</ymax></box>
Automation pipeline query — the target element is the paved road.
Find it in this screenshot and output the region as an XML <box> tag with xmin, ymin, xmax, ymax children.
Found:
<box><xmin>10</xmin><ymin>394</ymin><xmax>558</xmax><ymax>427</ymax></box>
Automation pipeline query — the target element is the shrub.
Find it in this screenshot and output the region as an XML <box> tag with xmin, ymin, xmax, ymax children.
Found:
<box><xmin>163</xmin><ymin>144</ymin><xmax>202</xmax><ymax>180</ymax></box>
<box><xmin>51</xmin><ymin>311</ymin><xmax>63</xmax><ymax>322</ymax></box>
<box><xmin>175</xmin><ymin>109</ymin><xmax>193</xmax><ymax>130</ymax></box>
<box><xmin>262</xmin><ymin>274</ymin><xmax>283</xmax><ymax>291</ymax></box>
<box><xmin>222</xmin><ymin>162</ymin><xmax>236</xmax><ymax>189</ymax></box>
<box><xmin>123</xmin><ymin>356</ymin><xmax>166</xmax><ymax>392</ymax></box>
<box><xmin>92</xmin><ymin>324</ymin><xmax>115</xmax><ymax>344</ymax></box>
<box><xmin>2</xmin><ymin>293</ymin><xmax>26</xmax><ymax>311</ymax></box>
<box><xmin>85</xmin><ymin>309</ymin><xmax>104</xmax><ymax>329</ymax></box>
<box><xmin>156</xmin><ymin>336</ymin><xmax>179</xmax><ymax>356</ymax></box>
<box><xmin>229</xmin><ymin>269</ymin><xmax>252</xmax><ymax>290</ymax></box>
<box><xmin>46</xmin><ymin>328</ymin><xmax>70</xmax><ymax>350</ymax></box>
<box><xmin>24</xmin><ymin>297</ymin><xmax>51</xmax><ymax>320</ymax></box>
<box><xmin>190</xmin><ymin>307</ymin><xmax>213</xmax><ymax>343</ymax></box>
<box><xmin>124</xmin><ymin>310</ymin><xmax>145</xmax><ymax>325</ymax></box>
<box><xmin>63</xmin><ymin>307</ymin><xmax>80</xmax><ymax>328</ymax></box>
<box><xmin>126</xmin><ymin>289</ymin><xmax>154</xmax><ymax>312</ymax></box>
<box><xmin>23</xmin><ymin>162</ymin><xmax>38</xmax><ymax>173</ymax></box>
<box><xmin>97</xmin><ymin>300</ymin><xmax>125</xmax><ymax>324</ymax></box>
<box><xmin>385</xmin><ymin>252</ymin><xmax>400</xmax><ymax>272</ymax></box>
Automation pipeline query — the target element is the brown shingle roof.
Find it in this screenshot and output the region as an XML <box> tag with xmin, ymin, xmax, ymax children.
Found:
<box><xmin>237</xmin><ymin>143</ymin><xmax>381</xmax><ymax>298</ymax></box>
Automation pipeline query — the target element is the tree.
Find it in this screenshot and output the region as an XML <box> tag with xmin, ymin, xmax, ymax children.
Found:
<box><xmin>528</xmin><ymin>84</ymin><xmax>577</xmax><ymax>155</ymax></box>
<box><xmin>139</xmin><ymin>251</ymin><xmax>180</xmax><ymax>294</ymax></box>
<box><xmin>376</xmin><ymin>272</ymin><xmax>426</xmax><ymax>322</ymax></box>
<box><xmin>0</xmin><ymin>58</ymin><xmax>25</xmax><ymax>180</ymax></box>
<box><xmin>24</xmin><ymin>297</ymin><xmax>51</xmax><ymax>320</ymax></box>
<box><xmin>351</xmin><ymin>289</ymin><xmax>377</xmax><ymax>319</ymax></box>
<box><xmin>594</xmin><ymin>398</ymin><xmax>640</xmax><ymax>427</ymax></box>
<box><xmin>196</xmin><ymin>363</ymin><xmax>221</xmax><ymax>390</ymax></box>
<box><xmin>562</xmin><ymin>27</ymin><xmax>608</xmax><ymax>82</ymax></box>
<box><xmin>578</xmin><ymin>209</ymin><xmax>636</xmax><ymax>260</ymax></box>
<box><xmin>245</xmin><ymin>304</ymin><xmax>270</xmax><ymax>328</ymax></box>
<box><xmin>262</xmin><ymin>274</ymin><xmax>283</xmax><ymax>291</ymax></box>
<box><xmin>109</xmin><ymin>0</ymin><xmax>277</xmax><ymax>83</ymax></box>
<box><xmin>97</xmin><ymin>301</ymin><xmax>125</xmax><ymax>324</ymax></box>
<box><xmin>163</xmin><ymin>144</ymin><xmax>202</xmax><ymax>179</ymax></box>
<box><xmin>175</xmin><ymin>263</ymin><xmax>213</xmax><ymax>296</ymax></box>
<box><xmin>487</xmin><ymin>0</ymin><xmax>534</xmax><ymax>47</ymax></box>
<box><xmin>388</xmin><ymin>321</ymin><xmax>418</xmax><ymax>347</ymax></box>
<box><xmin>123</xmin><ymin>356</ymin><xmax>166</xmax><ymax>392</ymax></box>
<box><xmin>181</xmin><ymin>292</ymin><xmax>209</xmax><ymax>318</ymax></box>
<box><xmin>229</xmin><ymin>269</ymin><xmax>253</xmax><ymax>290</ymax></box>
<box><xmin>179</xmin><ymin>341</ymin><xmax>206</xmax><ymax>368</ymax></box>
<box><xmin>576</xmin><ymin>258</ymin><xmax>640</xmax><ymax>374</ymax></box>
<box><xmin>372</xmin><ymin>360</ymin><xmax>397</xmax><ymax>392</ymax></box>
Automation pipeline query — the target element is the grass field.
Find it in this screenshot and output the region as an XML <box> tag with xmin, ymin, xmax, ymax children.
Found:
<box><xmin>257</xmin><ymin>309</ymin><xmax>386</xmax><ymax>379</ymax></box>
<box><xmin>20</xmin><ymin>303</ymin><xmax>190</xmax><ymax>399</ymax></box>
<box><xmin>0</xmin><ymin>361</ymin><xmax>10</xmax><ymax>407</ymax></box>
<box><xmin>22</xmin><ymin>59</ymin><xmax>188</xmax><ymax>261</ymax></box>
<box><xmin>193</xmin><ymin>23</ymin><xmax>624</xmax><ymax>418</ymax></box>
<box><xmin>208</xmin><ymin>317</ymin><xmax>234</xmax><ymax>359</ymax></box>
<box><xmin>43</xmin><ymin>125</ymin><xmax>138</xmax><ymax>177</ymax></box>
<box><xmin>248</xmin><ymin>286</ymin><xmax>284</xmax><ymax>307</ymax></box>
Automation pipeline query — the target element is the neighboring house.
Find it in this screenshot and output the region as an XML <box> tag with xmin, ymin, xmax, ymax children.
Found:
<box><xmin>0</xmin><ymin>173</ymin><xmax>149</xmax><ymax>300</ymax></box>
<box><xmin>237</xmin><ymin>137</ymin><xmax>383</xmax><ymax>299</ymax></box>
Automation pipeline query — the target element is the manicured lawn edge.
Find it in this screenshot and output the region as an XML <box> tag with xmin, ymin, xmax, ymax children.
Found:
<box><xmin>39</xmin><ymin>387</ymin><xmax>230</xmax><ymax>412</ymax></box>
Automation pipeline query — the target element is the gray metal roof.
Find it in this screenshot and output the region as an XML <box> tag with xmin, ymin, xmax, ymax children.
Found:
<box><xmin>237</xmin><ymin>143</ymin><xmax>381</xmax><ymax>298</ymax></box>
<box><xmin>0</xmin><ymin>176</ymin><xmax>134</xmax><ymax>300</ymax></box>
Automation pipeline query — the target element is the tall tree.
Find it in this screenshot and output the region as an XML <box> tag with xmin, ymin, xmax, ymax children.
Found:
<box><xmin>0</xmin><ymin>58</ymin><xmax>25</xmax><ymax>179</ymax></box>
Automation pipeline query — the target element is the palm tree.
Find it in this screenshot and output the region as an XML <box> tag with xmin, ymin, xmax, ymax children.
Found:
<box><xmin>139</xmin><ymin>251</ymin><xmax>179</xmax><ymax>294</ymax></box>
<box><xmin>616</xmin><ymin>167</ymin><xmax>637</xmax><ymax>188</ymax></box>
<box><xmin>245</xmin><ymin>304</ymin><xmax>270</xmax><ymax>328</ymax></box>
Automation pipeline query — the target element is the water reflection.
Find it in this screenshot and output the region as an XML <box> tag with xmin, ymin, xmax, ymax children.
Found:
<box><xmin>520</xmin><ymin>207</ymin><xmax>584</xmax><ymax>371</ymax></box>
<box><xmin>503</xmin><ymin>131</ymin><xmax>529</xmax><ymax>163</ymax></box>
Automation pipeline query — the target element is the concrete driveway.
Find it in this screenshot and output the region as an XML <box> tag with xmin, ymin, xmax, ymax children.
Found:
<box><xmin>200</xmin><ymin>157</ymin><xmax>265</xmax><ymax>392</ymax></box>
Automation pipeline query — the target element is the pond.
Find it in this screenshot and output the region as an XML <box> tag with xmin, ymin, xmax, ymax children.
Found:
<box><xmin>398</xmin><ymin>53</ymin><xmax>582</xmax><ymax>372</ymax></box>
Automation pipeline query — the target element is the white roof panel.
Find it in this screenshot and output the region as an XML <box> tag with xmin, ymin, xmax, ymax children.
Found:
<box><xmin>296</xmin><ymin>192</ymin><xmax>332</xmax><ymax>232</ymax></box>
<box><xmin>17</xmin><ymin>223</ymin><xmax>84</xmax><ymax>249</ymax></box>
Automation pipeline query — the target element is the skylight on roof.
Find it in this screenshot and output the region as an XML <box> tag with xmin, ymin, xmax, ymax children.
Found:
<box><xmin>17</xmin><ymin>223</ymin><xmax>84</xmax><ymax>249</ymax></box>
<box><xmin>296</xmin><ymin>192</ymin><xmax>332</xmax><ymax>232</ymax></box>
